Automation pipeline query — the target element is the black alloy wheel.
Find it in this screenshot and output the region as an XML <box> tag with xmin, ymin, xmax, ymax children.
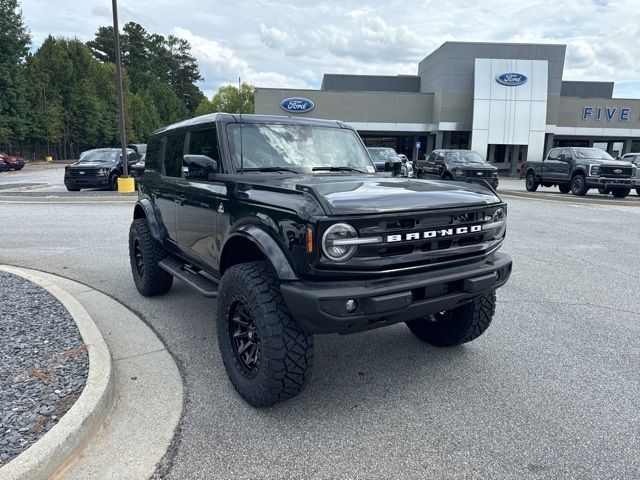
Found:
<box><xmin>227</xmin><ymin>294</ymin><xmax>260</xmax><ymax>378</ymax></box>
<box><xmin>525</xmin><ymin>172</ymin><xmax>539</xmax><ymax>192</ymax></box>
<box><xmin>571</xmin><ymin>174</ymin><xmax>588</xmax><ymax>196</ymax></box>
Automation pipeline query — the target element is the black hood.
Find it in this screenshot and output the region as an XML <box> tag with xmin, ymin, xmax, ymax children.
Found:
<box><xmin>68</xmin><ymin>160</ymin><xmax>118</xmax><ymax>168</ymax></box>
<box><xmin>446</xmin><ymin>161</ymin><xmax>497</xmax><ymax>171</ymax></box>
<box><xmin>582</xmin><ymin>159</ymin><xmax>633</xmax><ymax>167</ymax></box>
<box><xmin>241</xmin><ymin>174</ymin><xmax>501</xmax><ymax>216</ymax></box>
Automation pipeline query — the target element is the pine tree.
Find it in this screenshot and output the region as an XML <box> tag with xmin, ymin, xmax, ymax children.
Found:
<box><xmin>0</xmin><ymin>0</ymin><xmax>31</xmax><ymax>146</ymax></box>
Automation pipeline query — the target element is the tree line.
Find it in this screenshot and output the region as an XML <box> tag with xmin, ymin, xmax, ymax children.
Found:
<box><xmin>0</xmin><ymin>0</ymin><xmax>254</xmax><ymax>160</ymax></box>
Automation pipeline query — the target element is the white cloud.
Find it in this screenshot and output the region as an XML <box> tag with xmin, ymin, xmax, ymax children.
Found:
<box><xmin>19</xmin><ymin>0</ymin><xmax>640</xmax><ymax>97</ymax></box>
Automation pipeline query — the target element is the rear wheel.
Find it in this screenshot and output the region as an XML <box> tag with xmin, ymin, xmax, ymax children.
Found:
<box><xmin>611</xmin><ymin>188</ymin><xmax>630</xmax><ymax>198</ymax></box>
<box><xmin>636</xmin><ymin>188</ymin><xmax>640</xmax><ymax>196</ymax></box>
<box><xmin>217</xmin><ymin>261</ymin><xmax>314</xmax><ymax>407</ymax></box>
<box><xmin>128</xmin><ymin>218</ymin><xmax>173</xmax><ymax>296</ymax></box>
<box><xmin>406</xmin><ymin>292</ymin><xmax>496</xmax><ymax>347</ymax></box>
<box><xmin>571</xmin><ymin>174</ymin><xmax>588</xmax><ymax>196</ymax></box>
<box><xmin>558</xmin><ymin>184</ymin><xmax>571</xmax><ymax>194</ymax></box>
<box><xmin>525</xmin><ymin>172</ymin><xmax>539</xmax><ymax>192</ymax></box>
<box><xmin>66</xmin><ymin>186</ymin><xmax>80</xmax><ymax>192</ymax></box>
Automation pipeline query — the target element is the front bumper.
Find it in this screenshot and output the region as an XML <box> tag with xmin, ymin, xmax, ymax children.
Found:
<box><xmin>281</xmin><ymin>252</ymin><xmax>512</xmax><ymax>334</ymax></box>
<box><xmin>586</xmin><ymin>176</ymin><xmax>633</xmax><ymax>188</ymax></box>
<box><xmin>64</xmin><ymin>177</ymin><xmax>110</xmax><ymax>188</ymax></box>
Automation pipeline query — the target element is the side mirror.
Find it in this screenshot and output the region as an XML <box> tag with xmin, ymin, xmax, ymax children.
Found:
<box><xmin>183</xmin><ymin>154</ymin><xmax>218</xmax><ymax>180</ymax></box>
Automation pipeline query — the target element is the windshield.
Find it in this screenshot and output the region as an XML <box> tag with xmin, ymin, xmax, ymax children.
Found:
<box><xmin>226</xmin><ymin>124</ymin><xmax>375</xmax><ymax>173</ymax></box>
<box><xmin>78</xmin><ymin>150</ymin><xmax>120</xmax><ymax>163</ymax></box>
<box><xmin>573</xmin><ymin>148</ymin><xmax>614</xmax><ymax>160</ymax></box>
<box><xmin>135</xmin><ymin>145</ymin><xmax>147</xmax><ymax>156</ymax></box>
<box><xmin>445</xmin><ymin>151</ymin><xmax>485</xmax><ymax>164</ymax></box>
<box><xmin>368</xmin><ymin>148</ymin><xmax>399</xmax><ymax>163</ymax></box>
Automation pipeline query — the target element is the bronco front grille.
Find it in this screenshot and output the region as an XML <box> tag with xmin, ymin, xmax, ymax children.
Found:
<box><xmin>316</xmin><ymin>205</ymin><xmax>504</xmax><ymax>273</ymax></box>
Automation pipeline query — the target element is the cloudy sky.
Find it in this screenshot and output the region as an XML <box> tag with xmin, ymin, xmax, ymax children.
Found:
<box><xmin>21</xmin><ymin>0</ymin><xmax>640</xmax><ymax>98</ymax></box>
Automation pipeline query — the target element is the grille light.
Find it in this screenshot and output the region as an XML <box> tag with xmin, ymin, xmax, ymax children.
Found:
<box><xmin>322</xmin><ymin>223</ymin><xmax>359</xmax><ymax>262</ymax></box>
<box><xmin>482</xmin><ymin>208</ymin><xmax>507</xmax><ymax>239</ymax></box>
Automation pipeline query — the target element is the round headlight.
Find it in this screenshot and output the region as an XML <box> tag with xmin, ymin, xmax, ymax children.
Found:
<box><xmin>322</xmin><ymin>223</ymin><xmax>358</xmax><ymax>262</ymax></box>
<box><xmin>491</xmin><ymin>208</ymin><xmax>507</xmax><ymax>239</ymax></box>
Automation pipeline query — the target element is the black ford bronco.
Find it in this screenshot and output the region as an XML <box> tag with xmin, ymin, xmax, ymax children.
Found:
<box><xmin>525</xmin><ymin>147</ymin><xmax>636</xmax><ymax>197</ymax></box>
<box><xmin>128</xmin><ymin>114</ymin><xmax>512</xmax><ymax>407</ymax></box>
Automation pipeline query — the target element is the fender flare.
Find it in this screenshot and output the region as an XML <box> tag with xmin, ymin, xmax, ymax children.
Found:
<box><xmin>223</xmin><ymin>225</ymin><xmax>299</xmax><ymax>281</ymax></box>
<box><xmin>133</xmin><ymin>198</ymin><xmax>162</xmax><ymax>243</ymax></box>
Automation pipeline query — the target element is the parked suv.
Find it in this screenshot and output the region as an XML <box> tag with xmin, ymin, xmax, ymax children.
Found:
<box><xmin>416</xmin><ymin>150</ymin><xmax>499</xmax><ymax>189</ymax></box>
<box><xmin>620</xmin><ymin>153</ymin><xmax>640</xmax><ymax>196</ymax></box>
<box><xmin>128</xmin><ymin>114</ymin><xmax>512</xmax><ymax>407</ymax></box>
<box><xmin>64</xmin><ymin>148</ymin><xmax>139</xmax><ymax>191</ymax></box>
<box><xmin>0</xmin><ymin>151</ymin><xmax>26</xmax><ymax>170</ymax></box>
<box><xmin>525</xmin><ymin>147</ymin><xmax>636</xmax><ymax>197</ymax></box>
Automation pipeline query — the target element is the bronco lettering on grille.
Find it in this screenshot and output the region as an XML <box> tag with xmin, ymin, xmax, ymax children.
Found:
<box><xmin>386</xmin><ymin>225</ymin><xmax>482</xmax><ymax>243</ymax></box>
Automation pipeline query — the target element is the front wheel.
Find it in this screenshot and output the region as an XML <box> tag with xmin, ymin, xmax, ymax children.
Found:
<box><xmin>611</xmin><ymin>188</ymin><xmax>630</xmax><ymax>198</ymax></box>
<box><xmin>558</xmin><ymin>184</ymin><xmax>571</xmax><ymax>194</ymax></box>
<box><xmin>636</xmin><ymin>188</ymin><xmax>640</xmax><ymax>196</ymax></box>
<box><xmin>110</xmin><ymin>174</ymin><xmax>119</xmax><ymax>191</ymax></box>
<box><xmin>128</xmin><ymin>218</ymin><xmax>173</xmax><ymax>296</ymax></box>
<box><xmin>217</xmin><ymin>261</ymin><xmax>314</xmax><ymax>407</ymax></box>
<box><xmin>525</xmin><ymin>172</ymin><xmax>539</xmax><ymax>192</ymax></box>
<box><xmin>571</xmin><ymin>174</ymin><xmax>588</xmax><ymax>196</ymax></box>
<box><xmin>406</xmin><ymin>292</ymin><xmax>496</xmax><ymax>347</ymax></box>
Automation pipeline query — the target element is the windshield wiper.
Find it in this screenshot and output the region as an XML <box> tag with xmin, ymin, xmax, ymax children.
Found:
<box><xmin>241</xmin><ymin>167</ymin><xmax>299</xmax><ymax>174</ymax></box>
<box><xmin>312</xmin><ymin>166</ymin><xmax>365</xmax><ymax>173</ymax></box>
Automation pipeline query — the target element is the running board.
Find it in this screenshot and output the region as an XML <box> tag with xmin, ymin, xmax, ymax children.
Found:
<box><xmin>158</xmin><ymin>258</ymin><xmax>219</xmax><ymax>297</ymax></box>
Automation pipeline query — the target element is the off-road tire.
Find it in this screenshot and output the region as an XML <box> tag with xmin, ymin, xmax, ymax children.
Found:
<box><xmin>110</xmin><ymin>174</ymin><xmax>119</xmax><ymax>191</ymax></box>
<box><xmin>406</xmin><ymin>292</ymin><xmax>496</xmax><ymax>347</ymax></box>
<box><xmin>66</xmin><ymin>186</ymin><xmax>80</xmax><ymax>192</ymax></box>
<box><xmin>571</xmin><ymin>174</ymin><xmax>588</xmax><ymax>196</ymax></box>
<box><xmin>128</xmin><ymin>218</ymin><xmax>173</xmax><ymax>296</ymax></box>
<box><xmin>611</xmin><ymin>187</ymin><xmax>630</xmax><ymax>198</ymax></box>
<box><xmin>636</xmin><ymin>188</ymin><xmax>640</xmax><ymax>196</ymax></box>
<box><xmin>525</xmin><ymin>172</ymin><xmax>539</xmax><ymax>192</ymax></box>
<box><xmin>558</xmin><ymin>184</ymin><xmax>571</xmax><ymax>194</ymax></box>
<box><xmin>598</xmin><ymin>188</ymin><xmax>610</xmax><ymax>195</ymax></box>
<box><xmin>216</xmin><ymin>261</ymin><xmax>314</xmax><ymax>408</ymax></box>
<box><xmin>442</xmin><ymin>173</ymin><xmax>453</xmax><ymax>181</ymax></box>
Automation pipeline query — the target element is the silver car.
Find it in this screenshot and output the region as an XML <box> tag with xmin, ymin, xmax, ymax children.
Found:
<box><xmin>621</xmin><ymin>153</ymin><xmax>640</xmax><ymax>196</ymax></box>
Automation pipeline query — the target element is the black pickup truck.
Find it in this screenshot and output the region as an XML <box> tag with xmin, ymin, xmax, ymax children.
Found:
<box><xmin>525</xmin><ymin>147</ymin><xmax>636</xmax><ymax>197</ymax></box>
<box><xmin>128</xmin><ymin>114</ymin><xmax>512</xmax><ymax>407</ymax></box>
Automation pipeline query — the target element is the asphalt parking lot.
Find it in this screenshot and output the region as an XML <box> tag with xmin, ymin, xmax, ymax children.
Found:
<box><xmin>1</xmin><ymin>170</ymin><xmax>639</xmax><ymax>479</ymax></box>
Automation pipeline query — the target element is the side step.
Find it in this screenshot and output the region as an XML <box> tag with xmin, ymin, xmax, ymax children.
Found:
<box><xmin>158</xmin><ymin>257</ymin><xmax>219</xmax><ymax>297</ymax></box>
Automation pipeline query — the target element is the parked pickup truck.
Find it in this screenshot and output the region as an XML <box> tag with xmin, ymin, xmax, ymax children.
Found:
<box><xmin>525</xmin><ymin>147</ymin><xmax>636</xmax><ymax>198</ymax></box>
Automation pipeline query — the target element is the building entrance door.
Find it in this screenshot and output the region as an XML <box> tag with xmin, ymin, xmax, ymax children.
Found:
<box><xmin>487</xmin><ymin>144</ymin><xmax>527</xmax><ymax>175</ymax></box>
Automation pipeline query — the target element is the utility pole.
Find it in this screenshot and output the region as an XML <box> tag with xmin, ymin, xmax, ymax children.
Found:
<box><xmin>112</xmin><ymin>0</ymin><xmax>131</xmax><ymax>190</ymax></box>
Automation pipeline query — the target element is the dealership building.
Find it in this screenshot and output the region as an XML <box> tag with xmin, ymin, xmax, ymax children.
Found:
<box><xmin>255</xmin><ymin>42</ymin><xmax>640</xmax><ymax>174</ymax></box>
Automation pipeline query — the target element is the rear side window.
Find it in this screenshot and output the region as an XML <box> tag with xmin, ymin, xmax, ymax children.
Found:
<box><xmin>145</xmin><ymin>137</ymin><xmax>160</xmax><ymax>170</ymax></box>
<box><xmin>164</xmin><ymin>133</ymin><xmax>186</xmax><ymax>177</ymax></box>
<box><xmin>188</xmin><ymin>128</ymin><xmax>220</xmax><ymax>161</ymax></box>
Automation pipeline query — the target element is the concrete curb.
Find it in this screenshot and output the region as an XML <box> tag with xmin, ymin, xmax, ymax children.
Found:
<box><xmin>499</xmin><ymin>189</ymin><xmax>640</xmax><ymax>207</ymax></box>
<box><xmin>0</xmin><ymin>266</ymin><xmax>115</xmax><ymax>480</ymax></box>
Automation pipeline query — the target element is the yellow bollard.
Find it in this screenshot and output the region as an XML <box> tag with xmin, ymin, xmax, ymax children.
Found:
<box><xmin>117</xmin><ymin>177</ymin><xmax>135</xmax><ymax>193</ymax></box>
<box><xmin>45</xmin><ymin>156</ymin><xmax>53</xmax><ymax>162</ymax></box>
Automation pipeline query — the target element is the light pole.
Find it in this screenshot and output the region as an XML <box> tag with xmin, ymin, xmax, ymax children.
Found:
<box><xmin>112</xmin><ymin>0</ymin><xmax>132</xmax><ymax>191</ymax></box>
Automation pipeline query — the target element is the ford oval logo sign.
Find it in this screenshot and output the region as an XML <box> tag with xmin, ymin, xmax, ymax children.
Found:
<box><xmin>496</xmin><ymin>73</ymin><xmax>527</xmax><ymax>86</ymax></box>
<box><xmin>280</xmin><ymin>97</ymin><xmax>315</xmax><ymax>113</ymax></box>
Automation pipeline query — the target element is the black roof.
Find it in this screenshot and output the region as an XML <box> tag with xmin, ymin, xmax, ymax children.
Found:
<box><xmin>150</xmin><ymin>113</ymin><xmax>348</xmax><ymax>137</ymax></box>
